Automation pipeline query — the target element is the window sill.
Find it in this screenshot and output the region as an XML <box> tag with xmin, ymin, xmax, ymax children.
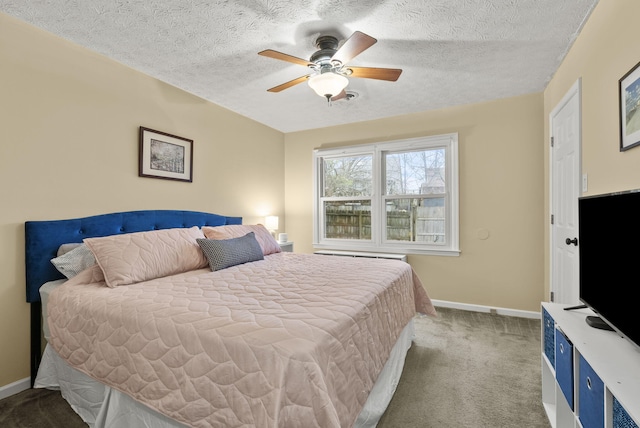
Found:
<box><xmin>313</xmin><ymin>243</ymin><xmax>460</xmax><ymax>257</ymax></box>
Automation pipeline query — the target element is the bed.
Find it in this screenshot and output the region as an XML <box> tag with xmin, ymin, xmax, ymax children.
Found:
<box><xmin>25</xmin><ymin>210</ymin><xmax>436</xmax><ymax>428</ymax></box>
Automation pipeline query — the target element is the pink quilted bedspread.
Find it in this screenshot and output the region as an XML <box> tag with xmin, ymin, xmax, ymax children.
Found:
<box><xmin>47</xmin><ymin>253</ymin><xmax>436</xmax><ymax>428</ymax></box>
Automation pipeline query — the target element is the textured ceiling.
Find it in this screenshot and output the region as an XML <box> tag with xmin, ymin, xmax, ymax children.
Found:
<box><xmin>1</xmin><ymin>0</ymin><xmax>599</xmax><ymax>133</ymax></box>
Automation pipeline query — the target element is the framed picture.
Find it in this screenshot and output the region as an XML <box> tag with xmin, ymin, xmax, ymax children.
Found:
<box><xmin>619</xmin><ymin>60</ymin><xmax>640</xmax><ymax>151</ymax></box>
<box><xmin>139</xmin><ymin>127</ymin><xmax>193</xmax><ymax>182</ymax></box>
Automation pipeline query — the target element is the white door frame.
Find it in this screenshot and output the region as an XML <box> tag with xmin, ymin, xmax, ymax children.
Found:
<box><xmin>549</xmin><ymin>79</ymin><xmax>582</xmax><ymax>303</ymax></box>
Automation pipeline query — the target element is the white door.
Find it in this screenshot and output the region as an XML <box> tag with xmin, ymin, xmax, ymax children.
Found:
<box><xmin>550</xmin><ymin>80</ymin><xmax>581</xmax><ymax>305</ymax></box>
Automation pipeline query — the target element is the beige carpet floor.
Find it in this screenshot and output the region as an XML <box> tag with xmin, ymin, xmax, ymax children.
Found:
<box><xmin>378</xmin><ymin>307</ymin><xmax>550</xmax><ymax>427</ymax></box>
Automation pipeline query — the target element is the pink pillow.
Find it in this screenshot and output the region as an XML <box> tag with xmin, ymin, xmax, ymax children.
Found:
<box><xmin>84</xmin><ymin>226</ymin><xmax>208</xmax><ymax>288</ymax></box>
<box><xmin>202</xmin><ymin>224</ymin><xmax>281</xmax><ymax>255</ymax></box>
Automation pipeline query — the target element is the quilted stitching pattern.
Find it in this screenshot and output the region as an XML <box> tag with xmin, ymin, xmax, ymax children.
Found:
<box><xmin>84</xmin><ymin>226</ymin><xmax>208</xmax><ymax>287</ymax></box>
<box><xmin>47</xmin><ymin>253</ymin><xmax>436</xmax><ymax>428</ymax></box>
<box><xmin>197</xmin><ymin>233</ymin><xmax>264</xmax><ymax>271</ymax></box>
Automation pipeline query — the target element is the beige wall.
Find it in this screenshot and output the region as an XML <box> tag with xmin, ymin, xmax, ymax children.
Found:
<box><xmin>285</xmin><ymin>93</ymin><xmax>545</xmax><ymax>313</ymax></box>
<box><xmin>543</xmin><ymin>0</ymin><xmax>640</xmax><ymax>297</ymax></box>
<box><xmin>0</xmin><ymin>14</ymin><xmax>284</xmax><ymax>387</ymax></box>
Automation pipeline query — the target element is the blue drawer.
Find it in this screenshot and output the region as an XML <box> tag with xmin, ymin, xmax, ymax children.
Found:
<box><xmin>579</xmin><ymin>355</ymin><xmax>605</xmax><ymax>428</ymax></box>
<box><xmin>543</xmin><ymin>308</ymin><xmax>555</xmax><ymax>367</ymax></box>
<box><xmin>555</xmin><ymin>328</ymin><xmax>574</xmax><ymax>409</ymax></box>
<box><xmin>614</xmin><ymin>397</ymin><xmax>639</xmax><ymax>428</ymax></box>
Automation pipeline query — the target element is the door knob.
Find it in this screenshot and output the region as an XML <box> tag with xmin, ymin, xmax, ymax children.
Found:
<box><xmin>565</xmin><ymin>237</ymin><xmax>578</xmax><ymax>246</ymax></box>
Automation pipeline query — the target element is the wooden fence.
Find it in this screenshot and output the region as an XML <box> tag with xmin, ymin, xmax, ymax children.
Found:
<box><xmin>325</xmin><ymin>206</ymin><xmax>444</xmax><ymax>242</ymax></box>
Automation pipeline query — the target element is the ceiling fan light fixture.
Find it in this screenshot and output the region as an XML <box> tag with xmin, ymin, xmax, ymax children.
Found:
<box><xmin>260</xmin><ymin>31</ymin><xmax>401</xmax><ymax>99</ymax></box>
<box><xmin>308</xmin><ymin>72</ymin><xmax>348</xmax><ymax>100</ymax></box>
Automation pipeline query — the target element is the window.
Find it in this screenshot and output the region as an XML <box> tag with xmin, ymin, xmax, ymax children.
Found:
<box><xmin>313</xmin><ymin>133</ymin><xmax>459</xmax><ymax>255</ymax></box>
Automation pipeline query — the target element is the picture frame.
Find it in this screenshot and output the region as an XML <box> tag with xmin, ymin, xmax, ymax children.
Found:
<box><xmin>619</xmin><ymin>60</ymin><xmax>640</xmax><ymax>151</ymax></box>
<box><xmin>139</xmin><ymin>127</ymin><xmax>193</xmax><ymax>182</ymax></box>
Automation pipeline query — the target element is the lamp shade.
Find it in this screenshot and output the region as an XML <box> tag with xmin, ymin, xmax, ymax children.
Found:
<box><xmin>308</xmin><ymin>72</ymin><xmax>348</xmax><ymax>98</ymax></box>
<box><xmin>265</xmin><ymin>216</ymin><xmax>279</xmax><ymax>231</ymax></box>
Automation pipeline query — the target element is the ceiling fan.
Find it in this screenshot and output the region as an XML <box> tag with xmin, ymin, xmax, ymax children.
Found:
<box><xmin>258</xmin><ymin>31</ymin><xmax>402</xmax><ymax>103</ymax></box>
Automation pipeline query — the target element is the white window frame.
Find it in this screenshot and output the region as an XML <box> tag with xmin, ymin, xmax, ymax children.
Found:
<box><xmin>313</xmin><ymin>133</ymin><xmax>460</xmax><ymax>256</ymax></box>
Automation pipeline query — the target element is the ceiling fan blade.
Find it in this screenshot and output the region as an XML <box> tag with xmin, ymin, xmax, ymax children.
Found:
<box><xmin>266</xmin><ymin>75</ymin><xmax>310</xmax><ymax>92</ymax></box>
<box><xmin>347</xmin><ymin>66</ymin><xmax>402</xmax><ymax>81</ymax></box>
<box><xmin>331</xmin><ymin>31</ymin><xmax>377</xmax><ymax>65</ymax></box>
<box><xmin>258</xmin><ymin>49</ymin><xmax>314</xmax><ymax>67</ymax></box>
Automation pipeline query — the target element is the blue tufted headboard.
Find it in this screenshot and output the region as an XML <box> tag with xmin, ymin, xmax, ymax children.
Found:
<box><xmin>25</xmin><ymin>210</ymin><xmax>242</xmax><ymax>303</ymax></box>
<box><xmin>25</xmin><ymin>209</ymin><xmax>242</xmax><ymax>385</ymax></box>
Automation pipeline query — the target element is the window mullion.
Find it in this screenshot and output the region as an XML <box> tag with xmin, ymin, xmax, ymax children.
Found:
<box><xmin>372</xmin><ymin>146</ymin><xmax>383</xmax><ymax>245</ymax></box>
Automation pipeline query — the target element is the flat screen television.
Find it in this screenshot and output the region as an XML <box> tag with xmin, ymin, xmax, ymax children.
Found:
<box><xmin>577</xmin><ymin>189</ymin><xmax>640</xmax><ymax>351</ymax></box>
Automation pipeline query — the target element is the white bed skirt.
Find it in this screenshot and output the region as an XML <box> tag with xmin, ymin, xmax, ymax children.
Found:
<box><xmin>35</xmin><ymin>320</ymin><xmax>414</xmax><ymax>428</ymax></box>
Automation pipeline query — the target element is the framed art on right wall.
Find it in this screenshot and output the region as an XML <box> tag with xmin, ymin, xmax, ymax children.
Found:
<box><xmin>619</xmin><ymin>60</ymin><xmax>640</xmax><ymax>151</ymax></box>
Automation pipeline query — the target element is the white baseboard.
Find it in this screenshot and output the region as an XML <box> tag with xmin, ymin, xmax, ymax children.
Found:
<box><xmin>0</xmin><ymin>377</ymin><xmax>30</xmax><ymax>401</ymax></box>
<box><xmin>431</xmin><ymin>299</ymin><xmax>541</xmax><ymax>319</ymax></box>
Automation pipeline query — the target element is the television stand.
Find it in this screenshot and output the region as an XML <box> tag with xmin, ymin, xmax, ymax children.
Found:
<box><xmin>541</xmin><ymin>303</ymin><xmax>640</xmax><ymax>427</ymax></box>
<box><xmin>586</xmin><ymin>315</ymin><xmax>615</xmax><ymax>331</ymax></box>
